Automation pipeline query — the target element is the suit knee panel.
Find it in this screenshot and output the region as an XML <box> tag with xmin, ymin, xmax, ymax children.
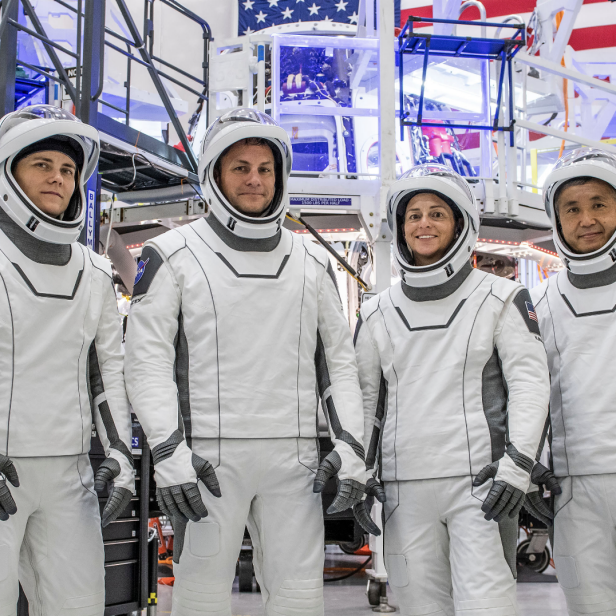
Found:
<box><xmin>564</xmin><ymin>592</ymin><xmax>616</xmax><ymax>615</ymax></box>
<box><xmin>270</xmin><ymin>579</ymin><xmax>323</xmax><ymax>616</ymax></box>
<box><xmin>399</xmin><ymin>602</ymin><xmax>448</xmax><ymax>616</ymax></box>
<box><xmin>455</xmin><ymin>596</ymin><xmax>518</xmax><ymax>616</ymax></box>
<box><xmin>174</xmin><ymin>580</ymin><xmax>231</xmax><ymax>616</ymax></box>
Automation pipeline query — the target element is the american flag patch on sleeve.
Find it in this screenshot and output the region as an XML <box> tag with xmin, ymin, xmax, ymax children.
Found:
<box><xmin>525</xmin><ymin>301</ymin><xmax>538</xmax><ymax>323</ymax></box>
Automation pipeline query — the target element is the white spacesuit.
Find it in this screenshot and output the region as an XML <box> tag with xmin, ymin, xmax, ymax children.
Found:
<box><xmin>124</xmin><ymin>108</ymin><xmax>372</xmax><ymax>616</ymax></box>
<box><xmin>0</xmin><ymin>106</ymin><xmax>134</xmax><ymax>616</ymax></box>
<box><xmin>355</xmin><ymin>165</ymin><xmax>550</xmax><ymax>616</ymax></box>
<box><xmin>530</xmin><ymin>148</ymin><xmax>616</xmax><ymax>616</ymax></box>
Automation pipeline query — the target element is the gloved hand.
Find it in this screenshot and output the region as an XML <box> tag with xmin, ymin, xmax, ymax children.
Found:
<box><xmin>94</xmin><ymin>458</ymin><xmax>134</xmax><ymax>527</ymax></box>
<box><xmin>523</xmin><ymin>462</ymin><xmax>562</xmax><ymax>526</ymax></box>
<box><xmin>0</xmin><ymin>454</ymin><xmax>19</xmax><ymax>521</ymax></box>
<box><xmin>473</xmin><ymin>446</ymin><xmax>534</xmax><ymax>523</ymax></box>
<box><xmin>156</xmin><ymin>453</ymin><xmax>221</xmax><ymax>564</ymax></box>
<box><xmin>352</xmin><ymin>477</ymin><xmax>386</xmax><ymax>536</ymax></box>
<box><xmin>313</xmin><ymin>451</ymin><xmax>382</xmax><ymax>536</ymax></box>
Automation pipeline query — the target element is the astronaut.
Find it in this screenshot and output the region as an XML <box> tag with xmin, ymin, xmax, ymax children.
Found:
<box><xmin>530</xmin><ymin>148</ymin><xmax>616</xmax><ymax>616</ymax></box>
<box><xmin>354</xmin><ymin>164</ymin><xmax>550</xmax><ymax>616</ymax></box>
<box><xmin>124</xmin><ymin>108</ymin><xmax>375</xmax><ymax>616</ymax></box>
<box><xmin>0</xmin><ymin>105</ymin><xmax>134</xmax><ymax>615</ymax></box>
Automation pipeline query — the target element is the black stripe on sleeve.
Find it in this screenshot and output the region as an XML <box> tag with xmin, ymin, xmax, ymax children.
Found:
<box><xmin>132</xmin><ymin>246</ymin><xmax>164</xmax><ymax>297</ymax></box>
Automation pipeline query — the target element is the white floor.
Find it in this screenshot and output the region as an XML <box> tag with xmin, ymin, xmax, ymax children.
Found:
<box><xmin>155</xmin><ymin>581</ymin><xmax>567</xmax><ymax>615</ymax></box>
<box><xmin>152</xmin><ymin>550</ymin><xmax>568</xmax><ymax>615</ymax></box>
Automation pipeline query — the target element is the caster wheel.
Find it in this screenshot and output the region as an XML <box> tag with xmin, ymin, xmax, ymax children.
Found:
<box><xmin>517</xmin><ymin>539</ymin><xmax>550</xmax><ymax>573</ymax></box>
<box><xmin>238</xmin><ymin>555</ymin><xmax>254</xmax><ymax>592</ymax></box>
<box><xmin>340</xmin><ymin>534</ymin><xmax>368</xmax><ymax>555</ymax></box>
<box><xmin>366</xmin><ymin>580</ymin><xmax>380</xmax><ymax>607</ymax></box>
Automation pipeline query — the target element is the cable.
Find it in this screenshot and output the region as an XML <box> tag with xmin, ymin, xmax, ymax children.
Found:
<box><xmin>103</xmin><ymin>153</ymin><xmax>154</xmax><ymax>190</ymax></box>
<box><xmin>324</xmin><ymin>555</ymin><xmax>372</xmax><ymax>583</ymax></box>
<box><xmin>555</xmin><ymin>11</ymin><xmax>569</xmax><ymax>159</ymax></box>
<box><xmin>285</xmin><ymin>213</ymin><xmax>369</xmax><ymax>291</ymax></box>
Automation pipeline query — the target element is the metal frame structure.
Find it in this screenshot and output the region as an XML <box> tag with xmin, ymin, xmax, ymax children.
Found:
<box><xmin>0</xmin><ymin>0</ymin><xmax>211</xmax><ymax>251</ymax></box>
<box><xmin>398</xmin><ymin>16</ymin><xmax>525</xmax><ymax>142</ymax></box>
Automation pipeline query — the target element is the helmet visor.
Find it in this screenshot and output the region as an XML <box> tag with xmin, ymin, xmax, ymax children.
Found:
<box><xmin>203</xmin><ymin>108</ymin><xmax>279</xmax><ymax>153</ymax></box>
<box><xmin>0</xmin><ymin>105</ymin><xmax>97</xmax><ymax>178</ymax></box>
<box><xmin>553</xmin><ymin>148</ymin><xmax>616</xmax><ymax>174</ymax></box>
<box><xmin>399</xmin><ymin>163</ymin><xmax>475</xmax><ymax>204</ymax></box>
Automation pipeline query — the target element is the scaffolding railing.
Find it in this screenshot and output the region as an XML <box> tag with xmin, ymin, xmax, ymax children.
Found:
<box><xmin>0</xmin><ymin>0</ymin><xmax>211</xmax><ymax>175</ymax></box>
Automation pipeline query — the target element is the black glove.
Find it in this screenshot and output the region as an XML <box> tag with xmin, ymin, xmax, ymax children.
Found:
<box><xmin>473</xmin><ymin>461</ymin><xmax>526</xmax><ymax>523</ymax></box>
<box><xmin>0</xmin><ymin>454</ymin><xmax>19</xmax><ymax>521</ymax></box>
<box><xmin>313</xmin><ymin>451</ymin><xmax>381</xmax><ymax>536</ymax></box>
<box><xmin>352</xmin><ymin>477</ymin><xmax>386</xmax><ymax>537</ymax></box>
<box><xmin>94</xmin><ymin>458</ymin><xmax>134</xmax><ymax>527</ymax></box>
<box><xmin>157</xmin><ymin>453</ymin><xmax>221</xmax><ymax>564</ymax></box>
<box><xmin>523</xmin><ymin>462</ymin><xmax>562</xmax><ymax>526</ymax></box>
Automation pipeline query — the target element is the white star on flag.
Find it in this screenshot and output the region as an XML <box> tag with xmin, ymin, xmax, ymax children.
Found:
<box><xmin>267</xmin><ymin>0</ymin><xmax>279</xmax><ymax>6</ymax></box>
<box><xmin>296</xmin><ymin>0</ymin><xmax>305</xmax><ymax>3</ymax></box>
<box><xmin>244</xmin><ymin>26</ymin><xmax>254</xmax><ymax>34</ymax></box>
<box><xmin>308</xmin><ymin>2</ymin><xmax>320</xmax><ymax>15</ymax></box>
<box><xmin>348</xmin><ymin>11</ymin><xmax>358</xmax><ymax>23</ymax></box>
<box><xmin>335</xmin><ymin>0</ymin><xmax>348</xmax><ymax>11</ymax></box>
<box><xmin>255</xmin><ymin>10</ymin><xmax>267</xmax><ymax>22</ymax></box>
<box><xmin>281</xmin><ymin>6</ymin><xmax>294</xmax><ymax>19</ymax></box>
<box><xmin>323</xmin><ymin>15</ymin><xmax>333</xmax><ymax>21</ymax></box>
<box><xmin>243</xmin><ymin>0</ymin><xmax>254</xmax><ymax>9</ymax></box>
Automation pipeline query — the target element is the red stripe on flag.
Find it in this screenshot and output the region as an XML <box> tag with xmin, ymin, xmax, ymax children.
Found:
<box><xmin>464</xmin><ymin>0</ymin><xmax>536</xmax><ymax>19</ymax></box>
<box><xmin>568</xmin><ymin>24</ymin><xmax>616</xmax><ymax>50</ymax></box>
<box><xmin>400</xmin><ymin>6</ymin><xmax>432</xmax><ymax>28</ymax></box>
<box><xmin>401</xmin><ymin>0</ymin><xmax>611</xmax><ymax>27</ymax></box>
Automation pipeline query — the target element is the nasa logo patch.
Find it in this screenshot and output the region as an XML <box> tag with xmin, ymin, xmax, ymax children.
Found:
<box><xmin>134</xmin><ymin>258</ymin><xmax>150</xmax><ymax>285</ymax></box>
<box><xmin>132</xmin><ymin>246</ymin><xmax>164</xmax><ymax>297</ymax></box>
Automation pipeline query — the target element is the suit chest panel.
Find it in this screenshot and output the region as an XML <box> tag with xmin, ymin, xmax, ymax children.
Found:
<box><xmin>0</xmin><ymin>243</ymin><xmax>98</xmax><ymax>361</ymax></box>
<box><xmin>376</xmin><ymin>278</ymin><xmax>496</xmax><ymax>385</ymax></box>
<box><xmin>172</xmin><ymin>234</ymin><xmax>319</xmax><ymax>385</ymax></box>
<box><xmin>546</xmin><ymin>277</ymin><xmax>616</xmax><ymax>403</ymax></box>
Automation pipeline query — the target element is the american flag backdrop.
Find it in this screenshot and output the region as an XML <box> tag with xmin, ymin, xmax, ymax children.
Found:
<box><xmin>239</xmin><ymin>0</ymin><xmax>363</xmax><ymax>34</ymax></box>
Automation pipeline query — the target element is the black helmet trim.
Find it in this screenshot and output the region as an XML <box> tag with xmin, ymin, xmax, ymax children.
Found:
<box><xmin>205</xmin><ymin>209</ymin><xmax>282</xmax><ymax>252</ymax></box>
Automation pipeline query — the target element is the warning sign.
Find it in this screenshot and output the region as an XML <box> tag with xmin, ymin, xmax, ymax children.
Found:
<box><xmin>289</xmin><ymin>196</ymin><xmax>353</xmax><ymax>207</ymax></box>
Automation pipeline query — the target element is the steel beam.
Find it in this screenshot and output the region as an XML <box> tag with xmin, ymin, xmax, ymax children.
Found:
<box><xmin>81</xmin><ymin>0</ymin><xmax>105</xmax><ymax>125</ymax></box>
<box><xmin>516</xmin><ymin>118</ymin><xmax>616</xmax><ymax>154</ymax></box>
<box><xmin>0</xmin><ymin>0</ymin><xmax>18</xmax><ymax>43</ymax></box>
<box><xmin>516</xmin><ymin>52</ymin><xmax>616</xmax><ymax>98</ymax></box>
<box><xmin>0</xmin><ymin>0</ymin><xmax>18</xmax><ymax>114</ymax></box>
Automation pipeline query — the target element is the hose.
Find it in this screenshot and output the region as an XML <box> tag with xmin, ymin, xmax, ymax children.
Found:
<box><xmin>285</xmin><ymin>213</ymin><xmax>369</xmax><ymax>291</ymax></box>
<box><xmin>555</xmin><ymin>11</ymin><xmax>568</xmax><ymax>159</ymax></box>
<box><xmin>324</xmin><ymin>555</ymin><xmax>372</xmax><ymax>583</ymax></box>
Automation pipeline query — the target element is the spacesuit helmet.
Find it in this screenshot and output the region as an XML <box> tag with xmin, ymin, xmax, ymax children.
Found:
<box><xmin>199</xmin><ymin>108</ymin><xmax>292</xmax><ymax>241</ymax></box>
<box><xmin>543</xmin><ymin>147</ymin><xmax>616</xmax><ymax>275</ymax></box>
<box><xmin>0</xmin><ymin>105</ymin><xmax>100</xmax><ymax>245</ymax></box>
<box><xmin>386</xmin><ymin>164</ymin><xmax>479</xmax><ymax>287</ymax></box>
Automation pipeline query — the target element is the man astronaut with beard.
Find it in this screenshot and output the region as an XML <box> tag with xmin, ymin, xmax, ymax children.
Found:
<box><xmin>354</xmin><ymin>164</ymin><xmax>550</xmax><ymax>616</ymax></box>
<box><xmin>530</xmin><ymin>148</ymin><xmax>616</xmax><ymax>616</ymax></box>
<box><xmin>0</xmin><ymin>105</ymin><xmax>134</xmax><ymax>615</ymax></box>
<box><xmin>125</xmin><ymin>108</ymin><xmax>376</xmax><ymax>616</ymax></box>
